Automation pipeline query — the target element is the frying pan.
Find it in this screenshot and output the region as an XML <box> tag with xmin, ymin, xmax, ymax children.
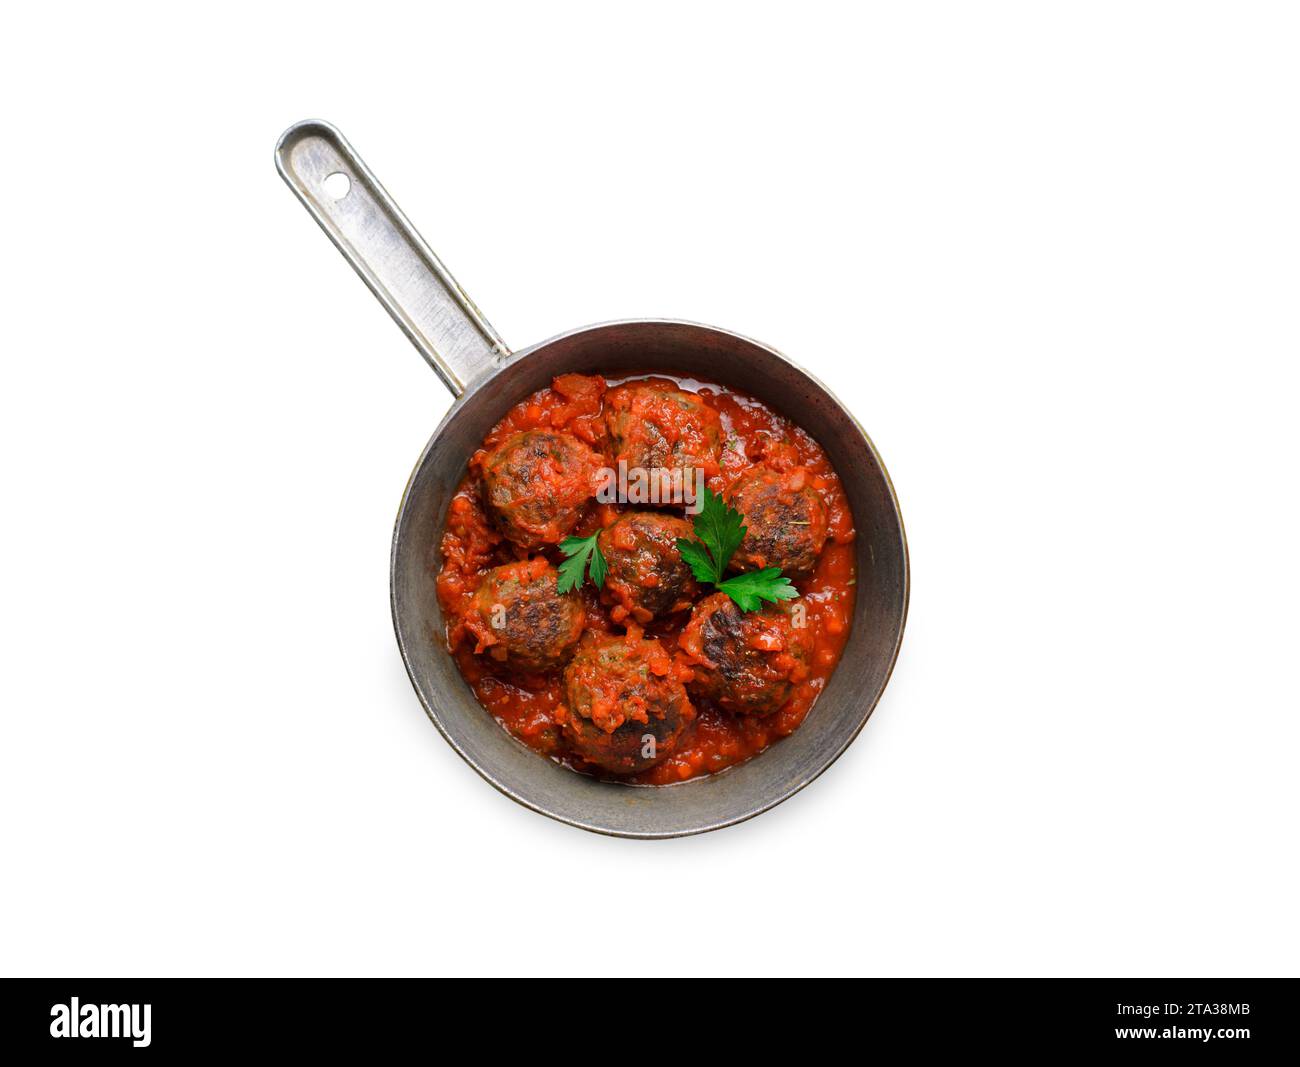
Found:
<box><xmin>275</xmin><ymin>119</ymin><xmax>908</xmax><ymax>837</ymax></box>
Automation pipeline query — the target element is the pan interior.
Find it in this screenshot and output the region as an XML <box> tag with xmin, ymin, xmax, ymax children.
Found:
<box><xmin>391</xmin><ymin>321</ymin><xmax>907</xmax><ymax>837</ymax></box>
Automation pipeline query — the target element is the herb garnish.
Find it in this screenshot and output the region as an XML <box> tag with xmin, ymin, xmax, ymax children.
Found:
<box><xmin>557</xmin><ymin>531</ymin><xmax>607</xmax><ymax>594</ymax></box>
<box><xmin>677</xmin><ymin>488</ymin><xmax>797</xmax><ymax>611</ymax></box>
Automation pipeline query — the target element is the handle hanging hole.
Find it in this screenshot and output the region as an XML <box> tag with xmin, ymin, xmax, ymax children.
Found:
<box><xmin>323</xmin><ymin>172</ymin><xmax>351</xmax><ymax>200</ymax></box>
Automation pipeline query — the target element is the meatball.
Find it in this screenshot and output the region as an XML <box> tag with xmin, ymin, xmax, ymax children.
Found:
<box><xmin>597</xmin><ymin>511</ymin><xmax>699</xmax><ymax>623</ymax></box>
<box><xmin>562</xmin><ymin>634</ymin><xmax>693</xmax><ymax>773</ymax></box>
<box><xmin>604</xmin><ymin>380</ymin><xmax>722</xmax><ymax>505</ymax></box>
<box><xmin>466</xmin><ymin>558</ymin><xmax>584</xmax><ymax>672</ymax></box>
<box><xmin>480</xmin><ymin>430</ymin><xmax>601</xmax><ymax>549</ymax></box>
<box><xmin>679</xmin><ymin>593</ymin><xmax>814</xmax><ymax>715</ymax></box>
<box><xmin>726</xmin><ymin>466</ymin><xmax>829</xmax><ymax>578</ymax></box>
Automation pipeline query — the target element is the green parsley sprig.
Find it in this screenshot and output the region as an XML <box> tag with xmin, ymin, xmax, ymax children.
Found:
<box><xmin>557</xmin><ymin>531</ymin><xmax>607</xmax><ymax>594</ymax></box>
<box><xmin>556</xmin><ymin>490</ymin><xmax>797</xmax><ymax>610</ymax></box>
<box><xmin>677</xmin><ymin>488</ymin><xmax>797</xmax><ymax>611</ymax></box>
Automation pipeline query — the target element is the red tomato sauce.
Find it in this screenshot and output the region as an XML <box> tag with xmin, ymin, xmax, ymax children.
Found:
<box><xmin>435</xmin><ymin>373</ymin><xmax>856</xmax><ymax>785</ymax></box>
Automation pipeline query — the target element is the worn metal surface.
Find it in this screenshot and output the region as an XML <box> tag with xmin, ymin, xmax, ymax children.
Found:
<box><xmin>275</xmin><ymin>121</ymin><xmax>509</xmax><ymax>395</ymax></box>
<box><xmin>276</xmin><ymin>121</ymin><xmax>910</xmax><ymax>838</ymax></box>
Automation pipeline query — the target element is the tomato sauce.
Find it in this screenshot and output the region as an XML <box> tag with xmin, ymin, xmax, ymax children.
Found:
<box><xmin>435</xmin><ymin>373</ymin><xmax>856</xmax><ymax>785</ymax></box>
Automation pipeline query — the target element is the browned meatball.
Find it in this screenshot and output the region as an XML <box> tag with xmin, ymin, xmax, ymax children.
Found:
<box><xmin>604</xmin><ymin>380</ymin><xmax>722</xmax><ymax>505</ymax></box>
<box><xmin>679</xmin><ymin>593</ymin><xmax>814</xmax><ymax>715</ymax></box>
<box><xmin>562</xmin><ymin>634</ymin><xmax>693</xmax><ymax>773</ymax></box>
<box><xmin>480</xmin><ymin>430</ymin><xmax>601</xmax><ymax>549</ymax></box>
<box><xmin>465</xmin><ymin>558</ymin><xmax>584</xmax><ymax>672</ymax></box>
<box><xmin>597</xmin><ymin>511</ymin><xmax>698</xmax><ymax>624</ymax></box>
<box><xmin>726</xmin><ymin>467</ymin><xmax>829</xmax><ymax>578</ymax></box>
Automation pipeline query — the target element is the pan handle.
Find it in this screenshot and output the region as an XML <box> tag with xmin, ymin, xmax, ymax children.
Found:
<box><xmin>275</xmin><ymin>120</ymin><xmax>510</xmax><ymax>397</ymax></box>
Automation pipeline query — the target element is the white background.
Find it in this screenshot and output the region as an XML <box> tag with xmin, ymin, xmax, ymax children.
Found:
<box><xmin>2</xmin><ymin>2</ymin><xmax>1296</xmax><ymax>977</ymax></box>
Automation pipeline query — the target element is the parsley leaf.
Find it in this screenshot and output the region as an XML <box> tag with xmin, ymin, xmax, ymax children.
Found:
<box><xmin>715</xmin><ymin>568</ymin><xmax>798</xmax><ymax>611</ymax></box>
<box><xmin>675</xmin><ymin>487</ymin><xmax>797</xmax><ymax>612</ymax></box>
<box><xmin>696</xmin><ymin>488</ymin><xmax>746</xmax><ymax>581</ymax></box>
<box><xmin>557</xmin><ymin>531</ymin><xmax>607</xmax><ymax>594</ymax></box>
<box><xmin>675</xmin><ymin>487</ymin><xmax>744</xmax><ymax>585</ymax></box>
<box><xmin>676</xmin><ymin>537</ymin><xmax>720</xmax><ymax>586</ymax></box>
<box><xmin>587</xmin><ymin>536</ymin><xmax>608</xmax><ymax>589</ymax></box>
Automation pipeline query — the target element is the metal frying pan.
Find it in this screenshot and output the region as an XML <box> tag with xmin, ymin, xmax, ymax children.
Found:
<box><xmin>275</xmin><ymin>119</ymin><xmax>908</xmax><ymax>838</ymax></box>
